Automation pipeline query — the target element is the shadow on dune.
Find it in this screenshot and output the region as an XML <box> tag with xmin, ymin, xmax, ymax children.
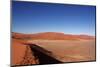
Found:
<box><xmin>12</xmin><ymin>43</ymin><xmax>62</xmax><ymax>67</ymax></box>
<box><xmin>29</xmin><ymin>44</ymin><xmax>62</xmax><ymax>64</ymax></box>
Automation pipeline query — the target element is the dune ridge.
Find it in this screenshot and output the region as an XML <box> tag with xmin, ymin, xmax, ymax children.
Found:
<box><xmin>12</xmin><ymin>32</ymin><xmax>95</xmax><ymax>40</ymax></box>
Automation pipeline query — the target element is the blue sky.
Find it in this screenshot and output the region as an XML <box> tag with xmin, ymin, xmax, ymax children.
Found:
<box><xmin>12</xmin><ymin>1</ymin><xmax>96</xmax><ymax>36</ymax></box>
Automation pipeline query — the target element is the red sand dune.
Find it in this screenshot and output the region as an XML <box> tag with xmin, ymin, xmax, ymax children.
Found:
<box><xmin>11</xmin><ymin>32</ymin><xmax>95</xmax><ymax>66</ymax></box>
<box><xmin>12</xmin><ymin>32</ymin><xmax>95</xmax><ymax>40</ymax></box>
<box><xmin>11</xmin><ymin>39</ymin><xmax>39</xmax><ymax>66</ymax></box>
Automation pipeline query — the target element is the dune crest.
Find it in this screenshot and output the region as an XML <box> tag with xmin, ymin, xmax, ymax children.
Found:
<box><xmin>12</xmin><ymin>32</ymin><xmax>95</xmax><ymax>40</ymax></box>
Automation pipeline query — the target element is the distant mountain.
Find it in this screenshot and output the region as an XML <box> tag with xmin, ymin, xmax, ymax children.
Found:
<box><xmin>12</xmin><ymin>32</ymin><xmax>95</xmax><ymax>40</ymax></box>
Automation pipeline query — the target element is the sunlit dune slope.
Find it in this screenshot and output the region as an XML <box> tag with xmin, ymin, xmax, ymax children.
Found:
<box><xmin>11</xmin><ymin>39</ymin><xmax>39</xmax><ymax>66</ymax></box>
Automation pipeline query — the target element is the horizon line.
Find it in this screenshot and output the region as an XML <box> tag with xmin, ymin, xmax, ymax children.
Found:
<box><xmin>12</xmin><ymin>31</ymin><xmax>95</xmax><ymax>36</ymax></box>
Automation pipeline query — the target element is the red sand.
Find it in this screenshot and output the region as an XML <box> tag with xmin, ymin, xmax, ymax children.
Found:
<box><xmin>11</xmin><ymin>32</ymin><xmax>95</xmax><ymax>66</ymax></box>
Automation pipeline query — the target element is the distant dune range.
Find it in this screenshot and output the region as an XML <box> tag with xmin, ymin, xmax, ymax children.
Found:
<box><xmin>11</xmin><ymin>32</ymin><xmax>95</xmax><ymax>66</ymax></box>
<box><xmin>12</xmin><ymin>32</ymin><xmax>95</xmax><ymax>40</ymax></box>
